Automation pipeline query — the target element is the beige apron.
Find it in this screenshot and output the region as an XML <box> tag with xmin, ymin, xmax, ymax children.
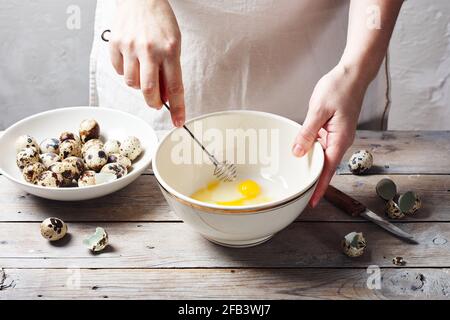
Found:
<box><xmin>90</xmin><ymin>0</ymin><xmax>389</xmax><ymax>131</ymax></box>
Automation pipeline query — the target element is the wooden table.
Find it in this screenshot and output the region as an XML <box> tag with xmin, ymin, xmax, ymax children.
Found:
<box><xmin>1</xmin><ymin>130</ymin><xmax>450</xmax><ymax>300</ymax></box>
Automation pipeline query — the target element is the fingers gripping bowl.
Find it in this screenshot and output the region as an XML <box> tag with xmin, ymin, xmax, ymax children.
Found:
<box><xmin>153</xmin><ymin>110</ymin><xmax>324</xmax><ymax>247</ymax></box>
<box><xmin>0</xmin><ymin>107</ymin><xmax>158</xmax><ymax>201</ymax></box>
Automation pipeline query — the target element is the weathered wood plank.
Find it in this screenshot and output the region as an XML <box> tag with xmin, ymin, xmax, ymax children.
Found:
<box><xmin>1</xmin><ymin>174</ymin><xmax>448</xmax><ymax>222</ymax></box>
<box><xmin>337</xmin><ymin>131</ymin><xmax>450</xmax><ymax>174</ymax></box>
<box><xmin>0</xmin><ymin>222</ymin><xmax>448</xmax><ymax>268</ymax></box>
<box><xmin>1</xmin><ymin>267</ymin><xmax>449</xmax><ymax>300</ymax></box>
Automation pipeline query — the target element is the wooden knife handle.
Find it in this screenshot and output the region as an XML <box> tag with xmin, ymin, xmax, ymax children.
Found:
<box><xmin>324</xmin><ymin>185</ymin><xmax>367</xmax><ymax>217</ymax></box>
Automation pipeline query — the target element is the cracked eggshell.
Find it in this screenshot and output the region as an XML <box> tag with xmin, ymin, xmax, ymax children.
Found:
<box><xmin>15</xmin><ymin>135</ymin><xmax>40</xmax><ymax>153</ymax></box>
<box><xmin>16</xmin><ymin>147</ymin><xmax>40</xmax><ymax>169</ymax></box>
<box><xmin>59</xmin><ymin>139</ymin><xmax>82</xmax><ymax>159</ymax></box>
<box><xmin>22</xmin><ymin>162</ymin><xmax>46</xmax><ymax>184</ymax></box>
<box><xmin>399</xmin><ymin>191</ymin><xmax>421</xmax><ymax>215</ymax></box>
<box><xmin>83</xmin><ymin>227</ymin><xmax>108</xmax><ymax>252</ymax></box>
<box><xmin>342</xmin><ymin>231</ymin><xmax>366</xmax><ymax>257</ymax></box>
<box><xmin>348</xmin><ymin>150</ymin><xmax>373</xmax><ymax>175</ymax></box>
<box><xmin>36</xmin><ymin>171</ymin><xmax>64</xmax><ymax>188</ymax></box>
<box><xmin>40</xmin><ymin>152</ymin><xmax>61</xmax><ymax>169</ymax></box>
<box><xmin>385</xmin><ymin>199</ymin><xmax>405</xmax><ymax>219</ymax></box>
<box><xmin>107</xmin><ymin>153</ymin><xmax>132</xmax><ymax>169</ymax></box>
<box><xmin>376</xmin><ymin>178</ymin><xmax>397</xmax><ymax>201</ymax></box>
<box><xmin>79</xmin><ymin>119</ymin><xmax>100</xmax><ymax>143</ymax></box>
<box><xmin>103</xmin><ymin>139</ymin><xmax>121</xmax><ymax>156</ymax></box>
<box><xmin>84</xmin><ymin>146</ymin><xmax>108</xmax><ymax>172</ymax></box>
<box><xmin>120</xmin><ymin>136</ymin><xmax>142</xmax><ymax>161</ymax></box>
<box><xmin>59</xmin><ymin>131</ymin><xmax>81</xmax><ymax>144</ymax></box>
<box><xmin>100</xmin><ymin>162</ymin><xmax>127</xmax><ymax>179</ymax></box>
<box><xmin>40</xmin><ymin>217</ymin><xmax>67</xmax><ymax>241</ymax></box>
<box><xmin>40</xmin><ymin>138</ymin><xmax>60</xmax><ymax>154</ymax></box>
<box><xmin>81</xmin><ymin>138</ymin><xmax>104</xmax><ymax>156</ymax></box>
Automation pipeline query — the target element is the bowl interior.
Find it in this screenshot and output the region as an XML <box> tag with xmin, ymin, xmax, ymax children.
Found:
<box><xmin>0</xmin><ymin>107</ymin><xmax>158</xmax><ymax>189</ymax></box>
<box><xmin>154</xmin><ymin>110</ymin><xmax>324</xmax><ymax>210</ymax></box>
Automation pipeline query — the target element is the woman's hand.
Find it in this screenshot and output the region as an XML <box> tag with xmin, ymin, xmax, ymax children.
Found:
<box><xmin>110</xmin><ymin>0</ymin><xmax>185</xmax><ymax>127</ymax></box>
<box><xmin>292</xmin><ymin>63</ymin><xmax>370</xmax><ymax>207</ymax></box>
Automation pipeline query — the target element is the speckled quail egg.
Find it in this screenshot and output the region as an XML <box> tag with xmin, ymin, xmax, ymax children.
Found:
<box><xmin>120</xmin><ymin>136</ymin><xmax>142</xmax><ymax>161</ymax></box>
<box><xmin>58</xmin><ymin>157</ymin><xmax>84</xmax><ymax>181</ymax></box>
<box><xmin>16</xmin><ymin>147</ymin><xmax>40</xmax><ymax>169</ymax></box>
<box><xmin>83</xmin><ymin>227</ymin><xmax>108</xmax><ymax>252</ymax></box>
<box><xmin>59</xmin><ymin>139</ymin><xmax>82</xmax><ymax>159</ymax></box>
<box><xmin>100</xmin><ymin>163</ymin><xmax>127</xmax><ymax>179</ymax></box>
<box><xmin>348</xmin><ymin>150</ymin><xmax>373</xmax><ymax>175</ymax></box>
<box><xmin>103</xmin><ymin>139</ymin><xmax>121</xmax><ymax>156</ymax></box>
<box><xmin>385</xmin><ymin>199</ymin><xmax>405</xmax><ymax>219</ymax></box>
<box><xmin>39</xmin><ymin>152</ymin><xmax>61</xmax><ymax>169</ymax></box>
<box><xmin>107</xmin><ymin>153</ymin><xmax>132</xmax><ymax>169</ymax></box>
<box><xmin>79</xmin><ymin>119</ymin><xmax>100</xmax><ymax>143</ymax></box>
<box><xmin>48</xmin><ymin>163</ymin><xmax>75</xmax><ymax>187</ymax></box>
<box><xmin>36</xmin><ymin>171</ymin><xmax>64</xmax><ymax>188</ymax></box>
<box><xmin>399</xmin><ymin>191</ymin><xmax>421</xmax><ymax>215</ymax></box>
<box><xmin>59</xmin><ymin>131</ymin><xmax>81</xmax><ymax>143</ymax></box>
<box><xmin>81</xmin><ymin>138</ymin><xmax>104</xmax><ymax>156</ymax></box>
<box><xmin>15</xmin><ymin>135</ymin><xmax>40</xmax><ymax>153</ymax></box>
<box><xmin>40</xmin><ymin>217</ymin><xmax>67</xmax><ymax>241</ymax></box>
<box><xmin>39</xmin><ymin>138</ymin><xmax>60</xmax><ymax>154</ymax></box>
<box><xmin>342</xmin><ymin>231</ymin><xmax>366</xmax><ymax>257</ymax></box>
<box><xmin>78</xmin><ymin>171</ymin><xmax>116</xmax><ymax>187</ymax></box>
<box><xmin>84</xmin><ymin>146</ymin><xmax>108</xmax><ymax>172</ymax></box>
<box><xmin>22</xmin><ymin>162</ymin><xmax>46</xmax><ymax>184</ymax></box>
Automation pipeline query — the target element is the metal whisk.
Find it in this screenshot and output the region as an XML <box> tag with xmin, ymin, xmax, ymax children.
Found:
<box><xmin>163</xmin><ymin>103</ymin><xmax>237</xmax><ymax>182</ymax></box>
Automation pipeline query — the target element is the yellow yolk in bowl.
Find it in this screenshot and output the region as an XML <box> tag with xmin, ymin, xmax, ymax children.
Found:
<box><xmin>190</xmin><ymin>179</ymin><xmax>270</xmax><ymax>206</ymax></box>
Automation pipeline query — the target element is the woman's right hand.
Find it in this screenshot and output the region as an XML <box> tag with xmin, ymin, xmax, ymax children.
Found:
<box><xmin>110</xmin><ymin>0</ymin><xmax>185</xmax><ymax>127</ymax></box>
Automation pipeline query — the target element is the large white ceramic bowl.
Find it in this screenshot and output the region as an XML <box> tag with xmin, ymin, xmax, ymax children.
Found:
<box><xmin>0</xmin><ymin>107</ymin><xmax>158</xmax><ymax>201</ymax></box>
<box><xmin>153</xmin><ymin>110</ymin><xmax>324</xmax><ymax>247</ymax></box>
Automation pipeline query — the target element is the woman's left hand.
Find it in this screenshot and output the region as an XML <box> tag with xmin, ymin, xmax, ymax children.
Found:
<box><xmin>292</xmin><ymin>62</ymin><xmax>370</xmax><ymax>207</ymax></box>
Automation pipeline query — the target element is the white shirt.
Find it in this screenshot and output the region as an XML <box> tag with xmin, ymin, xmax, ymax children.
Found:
<box><xmin>90</xmin><ymin>0</ymin><xmax>389</xmax><ymax>131</ymax></box>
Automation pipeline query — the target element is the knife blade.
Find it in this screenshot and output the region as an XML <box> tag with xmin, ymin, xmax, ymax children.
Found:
<box><xmin>324</xmin><ymin>185</ymin><xmax>418</xmax><ymax>244</ymax></box>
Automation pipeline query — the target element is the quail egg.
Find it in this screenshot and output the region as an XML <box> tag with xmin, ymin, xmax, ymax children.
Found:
<box><xmin>342</xmin><ymin>231</ymin><xmax>366</xmax><ymax>257</ymax></box>
<box><xmin>100</xmin><ymin>163</ymin><xmax>127</xmax><ymax>179</ymax></box>
<box><xmin>36</xmin><ymin>171</ymin><xmax>64</xmax><ymax>188</ymax></box>
<box><xmin>81</xmin><ymin>138</ymin><xmax>104</xmax><ymax>156</ymax></box>
<box><xmin>84</xmin><ymin>146</ymin><xmax>108</xmax><ymax>172</ymax></box>
<box><xmin>59</xmin><ymin>131</ymin><xmax>81</xmax><ymax>143</ymax></box>
<box><xmin>22</xmin><ymin>162</ymin><xmax>46</xmax><ymax>184</ymax></box>
<box><xmin>40</xmin><ymin>152</ymin><xmax>61</xmax><ymax>169</ymax></box>
<box><xmin>107</xmin><ymin>153</ymin><xmax>132</xmax><ymax>169</ymax></box>
<box><xmin>15</xmin><ymin>135</ymin><xmax>40</xmax><ymax>153</ymax></box>
<box><xmin>16</xmin><ymin>147</ymin><xmax>40</xmax><ymax>169</ymax></box>
<box><xmin>79</xmin><ymin>119</ymin><xmax>100</xmax><ymax>143</ymax></box>
<box><xmin>392</xmin><ymin>256</ymin><xmax>407</xmax><ymax>266</ymax></box>
<box><xmin>103</xmin><ymin>139</ymin><xmax>121</xmax><ymax>156</ymax></box>
<box><xmin>83</xmin><ymin>227</ymin><xmax>108</xmax><ymax>252</ymax></box>
<box><xmin>348</xmin><ymin>150</ymin><xmax>373</xmax><ymax>175</ymax></box>
<box><xmin>58</xmin><ymin>157</ymin><xmax>84</xmax><ymax>181</ymax></box>
<box><xmin>48</xmin><ymin>163</ymin><xmax>75</xmax><ymax>187</ymax></box>
<box><xmin>385</xmin><ymin>199</ymin><xmax>405</xmax><ymax>219</ymax></box>
<box><xmin>40</xmin><ymin>217</ymin><xmax>67</xmax><ymax>241</ymax></box>
<box><xmin>59</xmin><ymin>139</ymin><xmax>82</xmax><ymax>159</ymax></box>
<box><xmin>39</xmin><ymin>138</ymin><xmax>60</xmax><ymax>154</ymax></box>
<box><xmin>120</xmin><ymin>136</ymin><xmax>142</xmax><ymax>161</ymax></box>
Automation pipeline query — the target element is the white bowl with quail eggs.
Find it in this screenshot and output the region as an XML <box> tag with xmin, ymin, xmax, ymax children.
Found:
<box><xmin>0</xmin><ymin>107</ymin><xmax>158</xmax><ymax>201</ymax></box>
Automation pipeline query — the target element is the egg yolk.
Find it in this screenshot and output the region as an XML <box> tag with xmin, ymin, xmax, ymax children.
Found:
<box><xmin>238</xmin><ymin>180</ymin><xmax>261</xmax><ymax>198</ymax></box>
<box><xmin>191</xmin><ymin>179</ymin><xmax>267</xmax><ymax>207</ymax></box>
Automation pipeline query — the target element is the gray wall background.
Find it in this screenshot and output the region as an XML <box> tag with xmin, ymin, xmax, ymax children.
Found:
<box><xmin>1</xmin><ymin>0</ymin><xmax>449</xmax><ymax>130</ymax></box>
